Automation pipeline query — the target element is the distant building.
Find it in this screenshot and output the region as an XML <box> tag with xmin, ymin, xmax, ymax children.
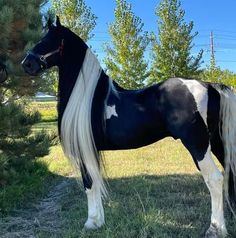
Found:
<box><xmin>34</xmin><ymin>92</ymin><xmax>56</xmax><ymax>101</ymax></box>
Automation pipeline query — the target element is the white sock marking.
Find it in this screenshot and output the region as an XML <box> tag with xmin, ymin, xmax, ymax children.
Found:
<box><xmin>84</xmin><ymin>185</ymin><xmax>105</xmax><ymax>229</ymax></box>
<box><xmin>198</xmin><ymin>146</ymin><xmax>227</xmax><ymax>237</ymax></box>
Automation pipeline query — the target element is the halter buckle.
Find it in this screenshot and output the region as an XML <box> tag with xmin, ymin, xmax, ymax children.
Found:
<box><xmin>40</xmin><ymin>55</ymin><xmax>45</xmax><ymax>62</ymax></box>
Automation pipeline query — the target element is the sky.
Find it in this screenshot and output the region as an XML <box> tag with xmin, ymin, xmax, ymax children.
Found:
<box><xmin>84</xmin><ymin>0</ymin><xmax>236</xmax><ymax>73</ymax></box>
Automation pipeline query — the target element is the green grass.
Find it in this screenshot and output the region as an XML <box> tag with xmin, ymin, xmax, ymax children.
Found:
<box><xmin>30</xmin><ymin>100</ymin><xmax>57</xmax><ymax>131</ymax></box>
<box><xmin>30</xmin><ymin>101</ymin><xmax>57</xmax><ymax>123</ymax></box>
<box><xmin>33</xmin><ymin>121</ymin><xmax>57</xmax><ymax>131</ymax></box>
<box><xmin>58</xmin><ymin>174</ymin><xmax>210</xmax><ymax>238</ymax></box>
<box><xmin>0</xmin><ymin>149</ymin><xmax>64</xmax><ymax>214</ymax></box>
<box><xmin>0</xmin><ymin>160</ymin><xmax>54</xmax><ymax>213</ymax></box>
<box><xmin>33</xmin><ymin>138</ymin><xmax>235</xmax><ymax>238</ymax></box>
<box><xmin>56</xmin><ymin>139</ymin><xmax>235</xmax><ymax>238</ymax></box>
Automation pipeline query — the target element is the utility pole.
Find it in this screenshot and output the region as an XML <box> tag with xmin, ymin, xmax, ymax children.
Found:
<box><xmin>210</xmin><ymin>31</ymin><xmax>216</xmax><ymax>69</ymax></box>
<box><xmin>210</xmin><ymin>31</ymin><xmax>221</xmax><ymax>82</ymax></box>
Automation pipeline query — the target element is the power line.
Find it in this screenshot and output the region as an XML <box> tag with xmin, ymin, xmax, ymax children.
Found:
<box><xmin>217</xmin><ymin>60</ymin><xmax>236</xmax><ymax>62</ymax></box>
<box><xmin>197</xmin><ymin>29</ymin><xmax>236</xmax><ymax>34</ymax></box>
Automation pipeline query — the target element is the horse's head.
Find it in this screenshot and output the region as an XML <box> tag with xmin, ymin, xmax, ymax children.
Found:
<box><xmin>22</xmin><ymin>17</ymin><xmax>65</xmax><ymax>76</ymax></box>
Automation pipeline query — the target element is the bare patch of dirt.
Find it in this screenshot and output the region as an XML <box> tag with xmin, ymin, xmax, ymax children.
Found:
<box><xmin>0</xmin><ymin>178</ymin><xmax>77</xmax><ymax>238</ymax></box>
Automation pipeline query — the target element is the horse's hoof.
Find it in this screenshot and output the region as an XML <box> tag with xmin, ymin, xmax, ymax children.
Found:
<box><xmin>205</xmin><ymin>224</ymin><xmax>218</xmax><ymax>238</ymax></box>
<box><xmin>205</xmin><ymin>224</ymin><xmax>227</xmax><ymax>238</ymax></box>
<box><xmin>84</xmin><ymin>219</ymin><xmax>102</xmax><ymax>230</ymax></box>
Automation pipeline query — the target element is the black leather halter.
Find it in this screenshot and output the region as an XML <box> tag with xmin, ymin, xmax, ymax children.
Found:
<box><xmin>27</xmin><ymin>39</ymin><xmax>64</xmax><ymax>69</ymax></box>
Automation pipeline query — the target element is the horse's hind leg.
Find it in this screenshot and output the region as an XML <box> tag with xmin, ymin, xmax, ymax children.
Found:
<box><xmin>198</xmin><ymin>146</ymin><xmax>227</xmax><ymax>238</ymax></box>
<box><xmin>81</xmin><ymin>165</ymin><xmax>104</xmax><ymax>229</ymax></box>
<box><xmin>179</xmin><ymin>122</ymin><xmax>227</xmax><ymax>237</ymax></box>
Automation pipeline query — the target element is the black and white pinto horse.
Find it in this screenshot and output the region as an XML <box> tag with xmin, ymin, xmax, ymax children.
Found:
<box><xmin>22</xmin><ymin>18</ymin><xmax>236</xmax><ymax>237</ymax></box>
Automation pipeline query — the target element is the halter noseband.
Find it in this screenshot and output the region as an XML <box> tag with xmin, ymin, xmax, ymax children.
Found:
<box><xmin>28</xmin><ymin>39</ymin><xmax>64</xmax><ymax>69</ymax></box>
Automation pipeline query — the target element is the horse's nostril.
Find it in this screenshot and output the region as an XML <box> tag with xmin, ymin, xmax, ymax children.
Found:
<box><xmin>25</xmin><ymin>62</ymin><xmax>31</xmax><ymax>68</ymax></box>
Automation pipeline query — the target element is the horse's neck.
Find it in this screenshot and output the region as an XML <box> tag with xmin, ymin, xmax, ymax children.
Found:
<box><xmin>57</xmin><ymin>63</ymin><xmax>80</xmax><ymax>125</ymax></box>
<box><xmin>57</xmin><ymin>47</ymin><xmax>111</xmax><ymax>136</ymax></box>
<box><xmin>58</xmin><ymin>66</ymin><xmax>81</xmax><ymax>132</ymax></box>
<box><xmin>57</xmin><ymin>36</ymin><xmax>86</xmax><ymax>122</ymax></box>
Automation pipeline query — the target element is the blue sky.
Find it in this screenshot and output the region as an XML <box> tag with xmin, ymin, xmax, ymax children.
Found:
<box><xmin>85</xmin><ymin>0</ymin><xmax>236</xmax><ymax>73</ymax></box>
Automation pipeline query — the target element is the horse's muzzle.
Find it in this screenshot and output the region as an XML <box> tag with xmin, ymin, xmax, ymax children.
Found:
<box><xmin>21</xmin><ymin>53</ymin><xmax>43</xmax><ymax>76</ymax></box>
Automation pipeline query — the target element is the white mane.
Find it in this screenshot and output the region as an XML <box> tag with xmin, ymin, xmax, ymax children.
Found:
<box><xmin>61</xmin><ymin>48</ymin><xmax>107</xmax><ymax>198</ymax></box>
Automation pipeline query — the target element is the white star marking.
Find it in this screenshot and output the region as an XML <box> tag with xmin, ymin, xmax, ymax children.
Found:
<box><xmin>105</xmin><ymin>105</ymin><xmax>118</xmax><ymax>119</ymax></box>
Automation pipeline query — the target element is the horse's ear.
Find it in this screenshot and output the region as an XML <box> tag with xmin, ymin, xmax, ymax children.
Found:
<box><xmin>47</xmin><ymin>18</ymin><xmax>52</xmax><ymax>29</ymax></box>
<box><xmin>56</xmin><ymin>16</ymin><xmax>62</xmax><ymax>27</ymax></box>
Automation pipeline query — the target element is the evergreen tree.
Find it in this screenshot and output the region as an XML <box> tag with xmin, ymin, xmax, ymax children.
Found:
<box><xmin>0</xmin><ymin>61</ymin><xmax>7</xmax><ymax>83</ymax></box>
<box><xmin>104</xmin><ymin>0</ymin><xmax>150</xmax><ymax>89</ymax></box>
<box><xmin>150</xmin><ymin>0</ymin><xmax>203</xmax><ymax>83</ymax></box>
<box><xmin>0</xmin><ymin>0</ymin><xmax>45</xmax><ymax>97</ymax></box>
<box><xmin>0</xmin><ymin>0</ymin><xmax>54</xmax><ymax>186</ymax></box>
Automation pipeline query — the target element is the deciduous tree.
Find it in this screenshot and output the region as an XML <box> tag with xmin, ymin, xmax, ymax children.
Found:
<box><xmin>51</xmin><ymin>0</ymin><xmax>97</xmax><ymax>42</ymax></box>
<box><xmin>150</xmin><ymin>0</ymin><xmax>203</xmax><ymax>83</ymax></box>
<box><xmin>47</xmin><ymin>0</ymin><xmax>97</xmax><ymax>95</ymax></box>
<box><xmin>104</xmin><ymin>0</ymin><xmax>150</xmax><ymax>89</ymax></box>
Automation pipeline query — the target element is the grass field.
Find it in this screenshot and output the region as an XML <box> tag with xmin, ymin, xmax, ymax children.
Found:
<box><xmin>1</xmin><ymin>101</ymin><xmax>235</xmax><ymax>237</ymax></box>
<box><xmin>30</xmin><ymin>101</ymin><xmax>58</xmax><ymax>123</ymax></box>
<box><xmin>32</xmin><ymin>139</ymin><xmax>235</xmax><ymax>238</ymax></box>
<box><xmin>58</xmin><ymin>141</ymin><xmax>236</xmax><ymax>237</ymax></box>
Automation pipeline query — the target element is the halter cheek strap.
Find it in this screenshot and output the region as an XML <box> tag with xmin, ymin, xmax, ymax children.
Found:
<box><xmin>28</xmin><ymin>39</ymin><xmax>64</xmax><ymax>69</ymax></box>
<box><xmin>41</xmin><ymin>39</ymin><xmax>64</xmax><ymax>59</ymax></box>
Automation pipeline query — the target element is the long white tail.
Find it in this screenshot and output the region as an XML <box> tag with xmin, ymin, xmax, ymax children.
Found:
<box><xmin>218</xmin><ymin>85</ymin><xmax>236</xmax><ymax>211</ymax></box>
<box><xmin>61</xmin><ymin>49</ymin><xmax>107</xmax><ymax>198</ymax></box>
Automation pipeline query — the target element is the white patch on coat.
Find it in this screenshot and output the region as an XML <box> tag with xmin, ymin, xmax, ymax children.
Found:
<box><xmin>179</xmin><ymin>78</ymin><xmax>208</xmax><ymax>125</ymax></box>
<box><xmin>84</xmin><ymin>185</ymin><xmax>105</xmax><ymax>229</ymax></box>
<box><xmin>105</xmin><ymin>105</ymin><xmax>118</xmax><ymax>119</ymax></box>
<box><xmin>198</xmin><ymin>146</ymin><xmax>227</xmax><ymax>237</ymax></box>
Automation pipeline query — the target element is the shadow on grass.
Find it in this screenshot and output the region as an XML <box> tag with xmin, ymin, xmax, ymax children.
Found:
<box><xmin>59</xmin><ymin>174</ymin><xmax>235</xmax><ymax>238</ymax></box>
<box><xmin>0</xmin><ymin>160</ymin><xmax>61</xmax><ymax>214</ymax></box>
<box><xmin>1</xmin><ymin>173</ymin><xmax>235</xmax><ymax>238</ymax></box>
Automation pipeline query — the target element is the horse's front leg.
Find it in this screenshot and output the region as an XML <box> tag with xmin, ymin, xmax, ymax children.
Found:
<box><xmin>81</xmin><ymin>166</ymin><xmax>105</xmax><ymax>229</ymax></box>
